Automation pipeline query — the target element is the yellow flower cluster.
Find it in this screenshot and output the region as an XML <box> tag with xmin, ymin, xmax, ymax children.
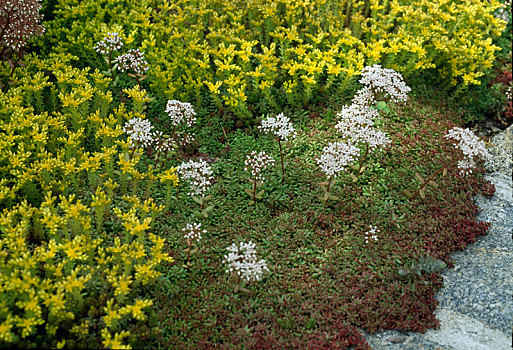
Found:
<box><xmin>39</xmin><ymin>0</ymin><xmax>506</xmax><ymax>120</ymax></box>
<box><xmin>0</xmin><ymin>53</ymin><xmax>177</xmax><ymax>348</ymax></box>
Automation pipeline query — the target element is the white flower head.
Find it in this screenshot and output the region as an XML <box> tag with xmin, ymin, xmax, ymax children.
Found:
<box><xmin>364</xmin><ymin>225</ymin><xmax>379</xmax><ymax>244</ymax></box>
<box><xmin>316</xmin><ymin>142</ymin><xmax>359</xmax><ymax>178</ymax></box>
<box><xmin>352</xmin><ymin>86</ymin><xmax>377</xmax><ymax>107</ymax></box>
<box><xmin>115</xmin><ymin>49</ymin><xmax>149</xmax><ymax>75</ymax></box>
<box><xmin>244</xmin><ymin>151</ymin><xmax>275</xmax><ymax>182</ymax></box>
<box><xmin>335</xmin><ymin>103</ymin><xmax>379</xmax><ymax>134</ymax></box>
<box><xmin>182</xmin><ymin>222</ymin><xmax>206</xmax><ymax>242</ymax></box>
<box><xmin>123</xmin><ymin>117</ymin><xmax>154</xmax><ymax>148</ymax></box>
<box><xmin>223</xmin><ymin>241</ymin><xmax>269</xmax><ymax>283</ymax></box>
<box><xmin>153</xmin><ymin>130</ymin><xmax>176</xmax><ymax>153</ymax></box>
<box><xmin>445</xmin><ymin>127</ymin><xmax>491</xmax><ymax>175</ymax></box>
<box><xmin>259</xmin><ymin>112</ymin><xmax>296</xmax><ymax>141</ymax></box>
<box><xmin>1</xmin><ymin>0</ymin><xmax>45</xmax><ymax>51</ymax></box>
<box><xmin>176</xmin><ymin>159</ymin><xmax>214</xmax><ymax>196</ymax></box>
<box><xmin>175</xmin><ymin>131</ymin><xmax>195</xmax><ymax>147</ymax></box>
<box><xmin>166</xmin><ymin>100</ymin><xmax>197</xmax><ymax>127</ymax></box>
<box><xmin>359</xmin><ymin>64</ymin><xmax>411</xmax><ymax>103</ymax></box>
<box><xmin>94</xmin><ymin>32</ymin><xmax>123</xmax><ymax>55</ymax></box>
<box><xmin>335</xmin><ymin>104</ymin><xmax>391</xmax><ymax>151</ymax></box>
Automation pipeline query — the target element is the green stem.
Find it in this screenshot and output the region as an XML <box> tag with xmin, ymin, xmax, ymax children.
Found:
<box><xmin>120</xmin><ymin>173</ymin><xmax>128</xmax><ymax>194</ymax></box>
<box><xmin>145</xmin><ymin>178</ymin><xmax>154</xmax><ymax>200</ymax></box>
<box><xmin>164</xmin><ymin>183</ymin><xmax>172</xmax><ymax>210</ymax></box>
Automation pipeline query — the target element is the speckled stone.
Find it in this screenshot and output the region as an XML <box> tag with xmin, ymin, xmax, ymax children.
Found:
<box><xmin>484</xmin><ymin>124</ymin><xmax>512</xmax><ymax>176</ymax></box>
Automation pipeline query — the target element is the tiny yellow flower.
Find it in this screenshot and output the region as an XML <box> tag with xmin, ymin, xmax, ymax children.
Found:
<box><xmin>160</xmin><ymin>168</ymin><xmax>179</xmax><ymax>186</ymax></box>
<box><xmin>130</xmin><ymin>299</ymin><xmax>153</xmax><ymax>320</ymax></box>
<box><xmin>103</xmin><ymin>299</ymin><xmax>122</xmax><ymax>329</ymax></box>
<box><xmin>16</xmin><ymin>316</ymin><xmax>44</xmax><ymax>338</ymax></box>
<box><xmin>0</xmin><ymin>315</ymin><xmax>14</xmax><ymax>342</ymax></box>
<box><xmin>62</xmin><ymin>241</ymin><xmax>86</xmax><ymax>261</ymax></box>
<box><xmin>205</xmin><ymin>81</ymin><xmax>222</xmax><ymax>95</ymax></box>
<box><xmin>101</xmin><ymin>329</ymin><xmax>132</xmax><ymax>349</ymax></box>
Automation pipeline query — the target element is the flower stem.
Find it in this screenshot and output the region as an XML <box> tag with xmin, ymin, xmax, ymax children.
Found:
<box><xmin>410</xmin><ymin>156</ymin><xmax>456</xmax><ymax>200</ymax></box>
<box><xmin>129</xmin><ymin>146</ymin><xmax>136</xmax><ymax>160</ymax></box>
<box><xmin>108</xmin><ymin>51</ymin><xmax>113</xmax><ymax>71</ymax></box>
<box><xmin>135</xmin><ymin>75</ymin><xmax>143</xmax><ymax>91</ymax></box>
<box><xmin>253</xmin><ymin>178</ymin><xmax>257</xmax><ymax>202</ymax></box>
<box><xmin>324</xmin><ymin>177</ymin><xmax>333</xmax><ymax>209</ymax></box>
<box><xmin>184</xmin><ymin>240</ymin><xmax>192</xmax><ymax>267</ymax></box>
<box><xmin>278</xmin><ymin>139</ymin><xmax>285</xmax><ymax>183</ymax></box>
<box><xmin>165</xmin><ymin>183</ymin><xmax>172</xmax><ymax>210</ymax></box>
<box><xmin>355</xmin><ymin>144</ymin><xmax>369</xmax><ymax>181</ymax></box>
<box><xmin>170</xmin><ymin>125</ymin><xmax>177</xmax><ymax>140</ymax></box>
<box><xmin>2</xmin><ymin>51</ymin><xmax>21</xmax><ymax>92</ymax></box>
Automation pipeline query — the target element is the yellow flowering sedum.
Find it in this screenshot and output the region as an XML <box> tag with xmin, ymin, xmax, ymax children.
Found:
<box><xmin>40</xmin><ymin>0</ymin><xmax>506</xmax><ymax>118</ymax></box>
<box><xmin>0</xmin><ymin>54</ymin><xmax>176</xmax><ymax>348</ymax></box>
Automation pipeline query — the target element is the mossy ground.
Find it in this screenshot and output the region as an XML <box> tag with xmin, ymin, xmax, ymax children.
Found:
<box><xmin>135</xmin><ymin>96</ymin><xmax>494</xmax><ymax>349</ymax></box>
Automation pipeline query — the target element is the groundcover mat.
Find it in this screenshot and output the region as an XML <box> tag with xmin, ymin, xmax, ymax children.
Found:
<box><xmin>0</xmin><ymin>0</ymin><xmax>510</xmax><ymax>348</ymax></box>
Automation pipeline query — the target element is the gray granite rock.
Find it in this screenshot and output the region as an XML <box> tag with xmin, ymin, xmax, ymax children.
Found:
<box><xmin>484</xmin><ymin>124</ymin><xmax>513</xmax><ymax>176</ymax></box>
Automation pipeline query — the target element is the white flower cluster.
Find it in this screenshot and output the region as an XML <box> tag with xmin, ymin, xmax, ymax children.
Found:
<box><xmin>445</xmin><ymin>127</ymin><xmax>491</xmax><ymax>174</ymax></box>
<box><xmin>176</xmin><ymin>159</ymin><xmax>214</xmax><ymax>196</ymax></box>
<box><xmin>223</xmin><ymin>241</ymin><xmax>269</xmax><ymax>283</ymax></box>
<box><xmin>123</xmin><ymin>117</ymin><xmax>154</xmax><ymax>148</ymax></box>
<box><xmin>0</xmin><ymin>0</ymin><xmax>45</xmax><ymax>51</ymax></box>
<box><xmin>175</xmin><ymin>131</ymin><xmax>195</xmax><ymax>147</ymax></box>
<box><xmin>335</xmin><ymin>66</ymin><xmax>404</xmax><ymax>152</ymax></box>
<box><xmin>182</xmin><ymin>222</ymin><xmax>206</xmax><ymax>242</ymax></box>
<box><xmin>351</xmin><ymin>86</ymin><xmax>376</xmax><ymax>107</ymax></box>
<box><xmin>153</xmin><ymin>130</ymin><xmax>176</xmax><ymax>153</ymax></box>
<box><xmin>94</xmin><ymin>32</ymin><xmax>123</xmax><ymax>55</ymax></box>
<box><xmin>335</xmin><ymin>104</ymin><xmax>391</xmax><ymax>151</ymax></box>
<box><xmin>259</xmin><ymin>112</ymin><xmax>296</xmax><ymax>141</ymax></box>
<box><xmin>364</xmin><ymin>225</ymin><xmax>379</xmax><ymax>244</ymax></box>
<box><xmin>506</xmin><ymin>85</ymin><xmax>512</xmax><ymax>100</ymax></box>
<box><xmin>316</xmin><ymin>142</ymin><xmax>359</xmax><ymax>178</ymax></box>
<box><xmin>244</xmin><ymin>151</ymin><xmax>275</xmax><ymax>182</ymax></box>
<box><xmin>166</xmin><ymin>100</ymin><xmax>197</xmax><ymax>127</ymax></box>
<box><xmin>357</xmin><ymin>64</ymin><xmax>411</xmax><ymax>105</ymax></box>
<box><xmin>115</xmin><ymin>49</ymin><xmax>149</xmax><ymax>75</ymax></box>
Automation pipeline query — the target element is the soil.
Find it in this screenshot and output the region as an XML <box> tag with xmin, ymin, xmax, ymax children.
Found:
<box><xmin>468</xmin><ymin>116</ymin><xmax>512</xmax><ymax>141</ymax></box>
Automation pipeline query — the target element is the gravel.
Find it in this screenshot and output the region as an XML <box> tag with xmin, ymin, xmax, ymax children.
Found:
<box><xmin>483</xmin><ymin>124</ymin><xmax>512</xmax><ymax>175</ymax></box>
<box><xmin>361</xmin><ymin>125</ymin><xmax>513</xmax><ymax>349</ymax></box>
